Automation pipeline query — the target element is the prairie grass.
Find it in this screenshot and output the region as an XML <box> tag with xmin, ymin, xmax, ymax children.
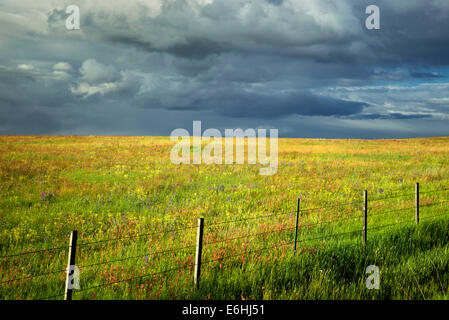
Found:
<box><xmin>0</xmin><ymin>136</ymin><xmax>448</xmax><ymax>300</ymax></box>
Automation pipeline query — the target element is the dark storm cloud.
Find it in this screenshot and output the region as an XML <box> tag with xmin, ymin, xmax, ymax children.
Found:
<box><xmin>45</xmin><ymin>1</ymin><xmax>363</xmax><ymax>62</ymax></box>
<box><xmin>353</xmin><ymin>1</ymin><xmax>449</xmax><ymax>66</ymax></box>
<box><xmin>44</xmin><ymin>1</ymin><xmax>449</xmax><ymax>68</ymax></box>
<box><xmin>108</xmin><ymin>35</ymin><xmax>227</xmax><ymax>59</ymax></box>
<box><xmin>1</xmin><ymin>0</ymin><xmax>449</xmax><ymax>137</ymax></box>
<box><xmin>0</xmin><ymin>67</ymin><xmax>71</xmax><ymax>109</ymax></box>
<box><xmin>204</xmin><ymin>92</ymin><xmax>367</xmax><ymax>119</ymax></box>
<box><xmin>166</xmin><ymin>38</ymin><xmax>227</xmax><ymax>59</ymax></box>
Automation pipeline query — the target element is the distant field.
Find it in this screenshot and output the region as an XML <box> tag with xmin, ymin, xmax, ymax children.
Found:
<box><xmin>1</xmin><ymin>136</ymin><xmax>449</xmax><ymax>300</ymax></box>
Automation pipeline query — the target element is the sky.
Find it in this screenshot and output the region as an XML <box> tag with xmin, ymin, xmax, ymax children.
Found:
<box><xmin>0</xmin><ymin>0</ymin><xmax>448</xmax><ymax>138</ymax></box>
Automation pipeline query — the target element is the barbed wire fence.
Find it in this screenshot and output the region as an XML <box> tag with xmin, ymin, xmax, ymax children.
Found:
<box><xmin>1</xmin><ymin>182</ymin><xmax>448</xmax><ymax>300</ymax></box>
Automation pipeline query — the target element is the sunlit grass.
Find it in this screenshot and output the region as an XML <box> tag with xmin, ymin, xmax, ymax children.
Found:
<box><xmin>0</xmin><ymin>135</ymin><xmax>448</xmax><ymax>300</ymax></box>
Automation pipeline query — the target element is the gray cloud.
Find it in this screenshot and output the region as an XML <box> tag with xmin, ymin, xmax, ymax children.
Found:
<box><xmin>108</xmin><ymin>35</ymin><xmax>227</xmax><ymax>59</ymax></box>
<box><xmin>202</xmin><ymin>91</ymin><xmax>367</xmax><ymax>119</ymax></box>
<box><xmin>0</xmin><ymin>0</ymin><xmax>448</xmax><ymax>137</ymax></box>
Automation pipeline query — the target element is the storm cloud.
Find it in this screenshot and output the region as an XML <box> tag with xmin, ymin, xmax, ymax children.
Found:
<box><xmin>0</xmin><ymin>0</ymin><xmax>448</xmax><ymax>138</ymax></box>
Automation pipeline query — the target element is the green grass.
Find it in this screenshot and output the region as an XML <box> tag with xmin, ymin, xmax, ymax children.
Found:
<box><xmin>1</xmin><ymin>136</ymin><xmax>449</xmax><ymax>300</ymax></box>
<box><xmin>58</xmin><ymin>214</ymin><xmax>449</xmax><ymax>300</ymax></box>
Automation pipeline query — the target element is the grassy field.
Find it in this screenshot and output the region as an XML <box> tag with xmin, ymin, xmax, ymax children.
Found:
<box><xmin>1</xmin><ymin>135</ymin><xmax>449</xmax><ymax>300</ymax></box>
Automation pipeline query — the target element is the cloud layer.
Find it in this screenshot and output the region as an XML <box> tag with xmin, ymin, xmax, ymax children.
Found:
<box><xmin>0</xmin><ymin>0</ymin><xmax>448</xmax><ymax>138</ymax></box>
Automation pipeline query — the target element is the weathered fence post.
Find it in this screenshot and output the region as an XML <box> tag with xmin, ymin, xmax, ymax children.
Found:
<box><xmin>194</xmin><ymin>218</ymin><xmax>204</xmax><ymax>288</ymax></box>
<box><xmin>64</xmin><ymin>230</ymin><xmax>78</xmax><ymax>301</ymax></box>
<box><xmin>415</xmin><ymin>182</ymin><xmax>419</xmax><ymax>225</ymax></box>
<box><xmin>363</xmin><ymin>190</ymin><xmax>367</xmax><ymax>246</ymax></box>
<box><xmin>293</xmin><ymin>197</ymin><xmax>300</xmax><ymax>256</ymax></box>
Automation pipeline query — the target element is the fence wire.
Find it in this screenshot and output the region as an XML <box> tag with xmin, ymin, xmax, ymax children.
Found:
<box><xmin>2</xmin><ymin>185</ymin><xmax>448</xmax><ymax>300</ymax></box>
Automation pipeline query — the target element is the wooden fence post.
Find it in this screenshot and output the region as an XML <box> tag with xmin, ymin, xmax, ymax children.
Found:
<box><xmin>415</xmin><ymin>182</ymin><xmax>419</xmax><ymax>225</ymax></box>
<box><xmin>194</xmin><ymin>218</ymin><xmax>204</xmax><ymax>288</ymax></box>
<box><xmin>293</xmin><ymin>197</ymin><xmax>300</xmax><ymax>256</ymax></box>
<box><xmin>363</xmin><ymin>191</ymin><xmax>367</xmax><ymax>246</ymax></box>
<box><xmin>64</xmin><ymin>230</ymin><xmax>78</xmax><ymax>301</ymax></box>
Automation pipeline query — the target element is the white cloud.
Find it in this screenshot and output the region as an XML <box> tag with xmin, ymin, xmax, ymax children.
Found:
<box><xmin>79</xmin><ymin>59</ymin><xmax>119</xmax><ymax>84</ymax></box>
<box><xmin>53</xmin><ymin>62</ymin><xmax>73</xmax><ymax>72</ymax></box>
<box><xmin>71</xmin><ymin>59</ymin><xmax>144</xmax><ymax>98</ymax></box>
<box><xmin>71</xmin><ymin>82</ymin><xmax>119</xmax><ymax>98</ymax></box>
<box><xmin>17</xmin><ymin>64</ymin><xmax>34</xmax><ymax>71</ymax></box>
